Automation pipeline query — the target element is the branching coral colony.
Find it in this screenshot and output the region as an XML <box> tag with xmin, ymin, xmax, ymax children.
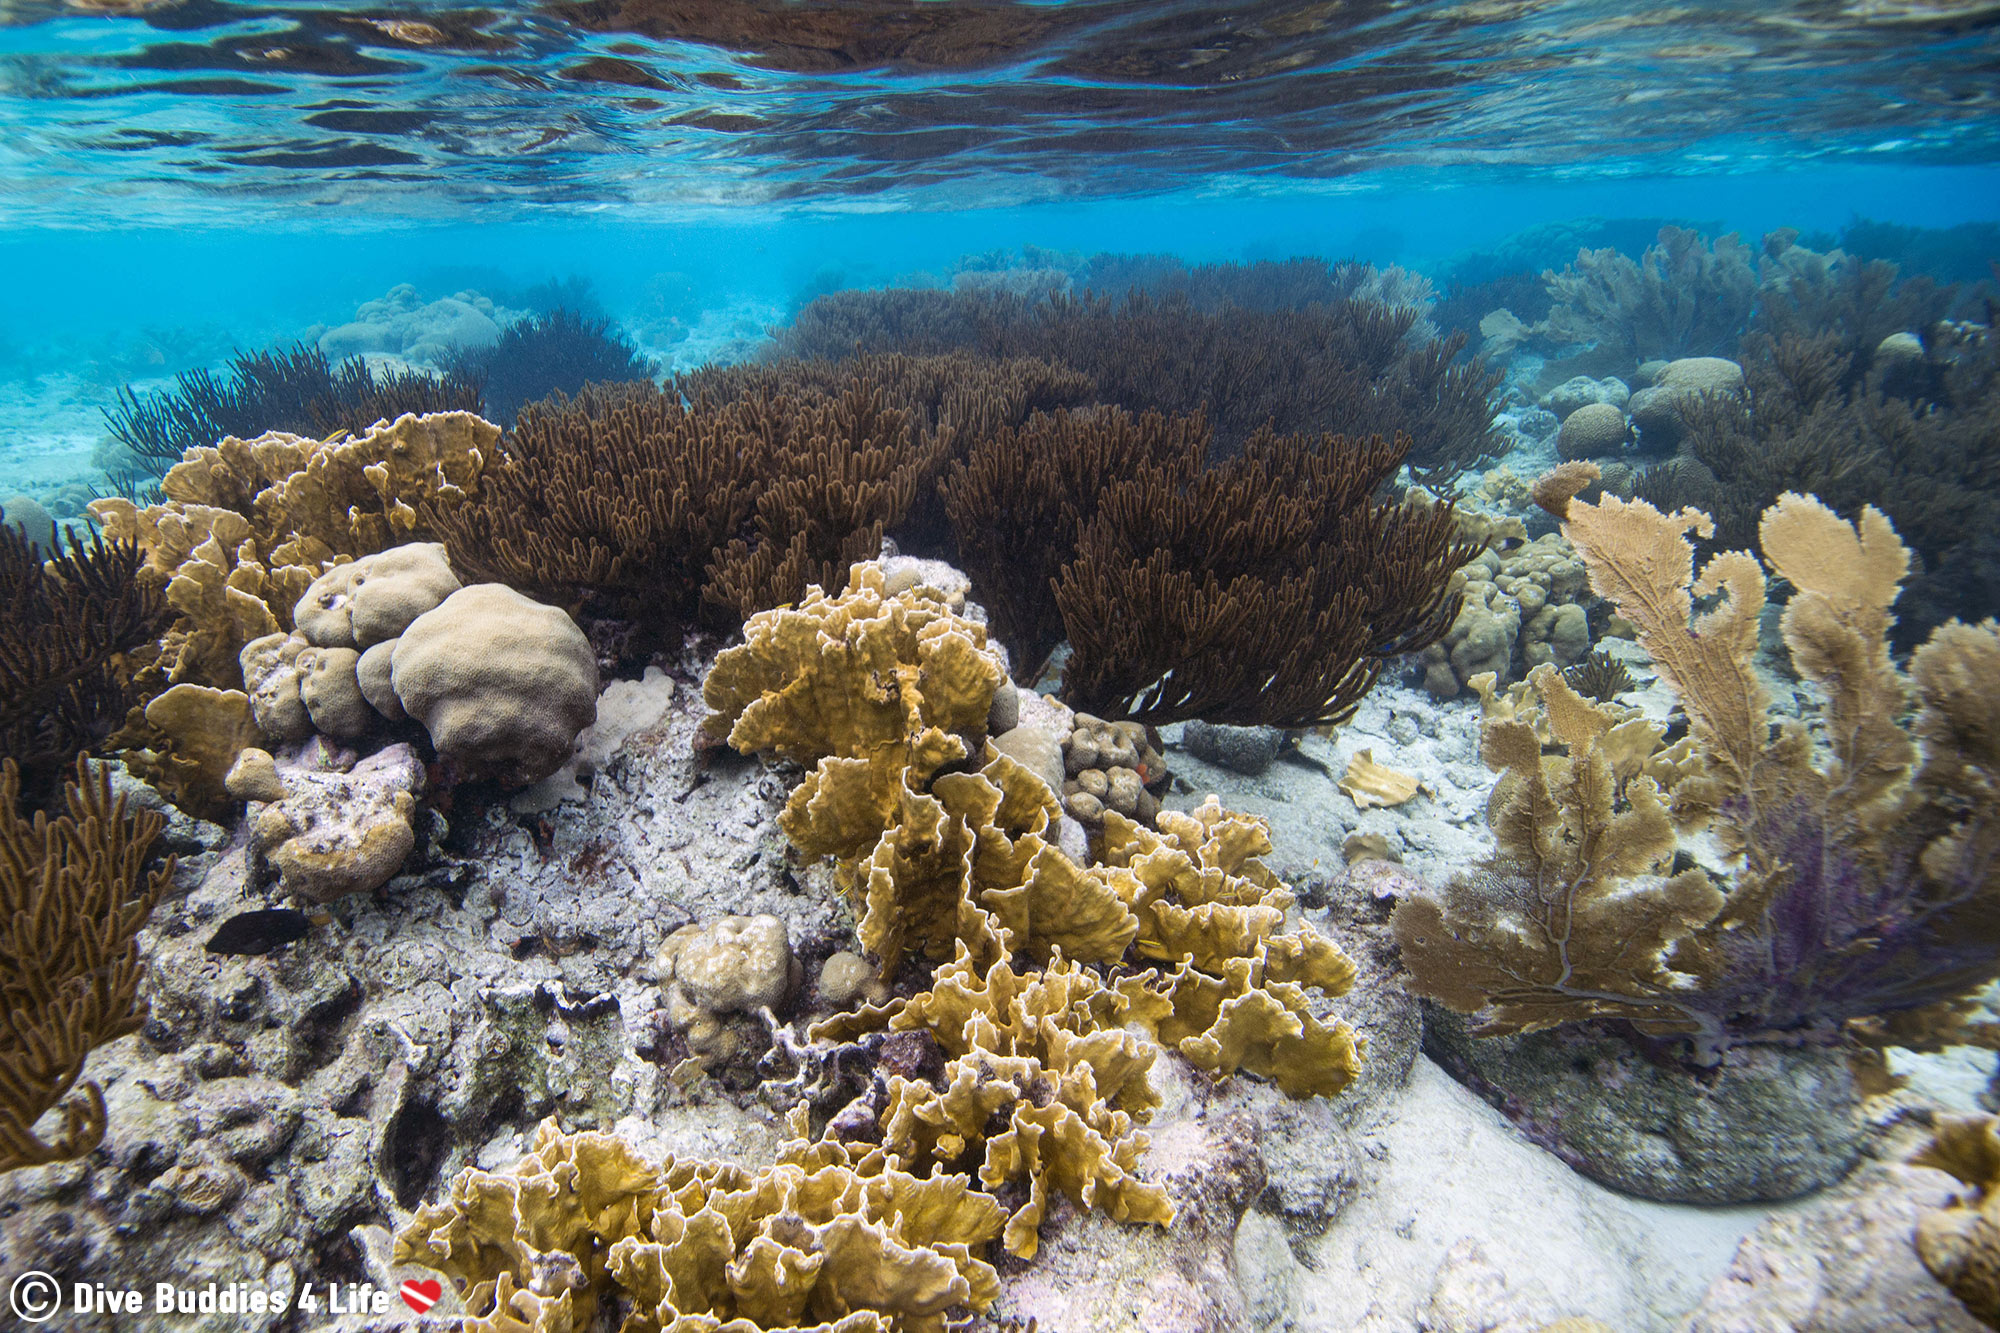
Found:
<box><xmin>397</xmin><ymin>566</ymin><xmax>1363</xmax><ymax>1329</ymax></box>
<box><xmin>1394</xmin><ymin>464</ymin><xmax>2000</xmax><ymax>1066</ymax></box>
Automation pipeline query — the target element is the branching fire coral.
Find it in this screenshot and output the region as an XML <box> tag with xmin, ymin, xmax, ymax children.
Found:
<box><xmin>1</xmin><ymin>759</ymin><xmax>173</xmax><ymax>1174</ymax></box>
<box><xmin>394</xmin><ymin>1112</ymin><xmax>1004</xmax><ymax>1333</ymax></box>
<box><xmin>1394</xmin><ymin>483</ymin><xmax>2000</xmax><ymax>1064</ymax></box>
<box><xmin>709</xmin><ymin>565</ymin><xmax>1362</xmax><ymax>1256</ymax></box>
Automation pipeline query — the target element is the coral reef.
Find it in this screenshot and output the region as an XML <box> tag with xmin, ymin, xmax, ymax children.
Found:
<box><xmin>1554</xmin><ymin>401</ymin><xmax>1628</xmax><ymax>460</ymax></box>
<box><xmin>1395</xmin><ymin>485</ymin><xmax>2000</xmax><ymax>1065</ymax></box>
<box><xmin>0</xmin><ymin>759</ymin><xmax>172</xmax><ymax>1173</ymax></box>
<box><xmin>1061</xmin><ymin>712</ymin><xmax>1168</xmax><ymax>826</ymax></box>
<box><xmin>772</xmin><ymin>270</ymin><xmax>1500</xmax><ymax>484</ymax></box>
<box><xmin>105</xmin><ymin>343</ymin><xmax>483</xmax><ymax>483</ymax></box>
<box><xmin>941</xmin><ymin>406</ymin><xmax>1206</xmax><ymax>681</ymax></box>
<box><xmin>655</xmin><ymin>913</ymin><xmax>801</xmax><ymax>1068</ymax></box>
<box><xmin>710</xmin><ymin>566</ymin><xmax>1362</xmax><ymax>1257</ymax></box>
<box><xmin>1664</xmin><ymin>319</ymin><xmax>2000</xmax><ymax>646</ymax></box>
<box><xmin>239</xmin><ymin>740</ymin><xmax>424</xmax><ymax>902</ymax></box>
<box><xmin>89</xmin><ymin>410</ymin><xmax>498</xmax><ymax>692</ymax></box>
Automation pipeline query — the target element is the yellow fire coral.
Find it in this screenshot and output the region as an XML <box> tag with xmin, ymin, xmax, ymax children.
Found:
<box><xmin>394</xmin><ymin>1113</ymin><xmax>1003</xmax><ymax>1333</ymax></box>
<box><xmin>1396</xmin><ymin>484</ymin><xmax>2000</xmax><ymax>1063</ymax></box>
<box><xmin>712</xmin><ymin>564</ymin><xmax>1363</xmax><ymax>1256</ymax></box>
<box><xmin>89</xmin><ymin>411</ymin><xmax>496</xmax><ymax>690</ymax></box>
<box><xmin>823</xmin><ymin>949</ymin><xmax>1172</xmax><ymax>1261</ymax></box>
<box><xmin>1913</xmin><ymin>1115</ymin><xmax>2000</xmax><ymax>1329</ymax></box>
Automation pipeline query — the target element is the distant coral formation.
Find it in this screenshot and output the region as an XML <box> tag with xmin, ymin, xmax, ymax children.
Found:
<box><xmin>443</xmin><ymin>304</ymin><xmax>656</xmax><ymax>426</ymax></box>
<box><xmin>771</xmin><ymin>261</ymin><xmax>1500</xmax><ymax>486</ymax></box>
<box><xmin>1395</xmin><ymin>481</ymin><xmax>2000</xmax><ymax>1065</ymax></box>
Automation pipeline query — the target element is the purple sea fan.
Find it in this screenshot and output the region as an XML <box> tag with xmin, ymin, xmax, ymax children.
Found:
<box><xmin>1669</xmin><ymin>793</ymin><xmax>1999</xmax><ymax>1058</ymax></box>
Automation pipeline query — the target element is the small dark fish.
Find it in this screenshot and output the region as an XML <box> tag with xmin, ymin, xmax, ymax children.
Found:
<box><xmin>205</xmin><ymin>908</ymin><xmax>314</xmax><ymax>957</ymax></box>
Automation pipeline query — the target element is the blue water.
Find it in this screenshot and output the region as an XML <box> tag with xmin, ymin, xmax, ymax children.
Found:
<box><xmin>1</xmin><ymin>0</ymin><xmax>1998</xmax><ymax>491</ymax></box>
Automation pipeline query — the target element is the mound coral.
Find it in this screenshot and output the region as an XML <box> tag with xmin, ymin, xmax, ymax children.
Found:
<box><xmin>1</xmin><ymin>759</ymin><xmax>173</xmax><ymax>1173</ymax></box>
<box><xmin>1394</xmin><ymin>481</ymin><xmax>2000</xmax><ymax>1064</ymax></box>
<box><xmin>1418</xmin><ymin>532</ymin><xmax>1594</xmax><ymax>699</ymax></box>
<box><xmin>390</xmin><ymin>583</ymin><xmax>599</xmax><ymax>787</ymax></box>
<box><xmin>394</xmin><ymin>1112</ymin><xmax>1004</xmax><ymax>1333</ymax></box>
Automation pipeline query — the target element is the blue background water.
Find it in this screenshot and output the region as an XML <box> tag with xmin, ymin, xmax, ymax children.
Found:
<box><xmin>2</xmin><ymin>0</ymin><xmax>1998</xmax><ymax>491</ymax></box>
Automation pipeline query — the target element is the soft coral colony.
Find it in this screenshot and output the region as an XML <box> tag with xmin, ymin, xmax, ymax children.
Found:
<box><xmin>1396</xmin><ymin>463</ymin><xmax>2000</xmax><ymax>1066</ymax></box>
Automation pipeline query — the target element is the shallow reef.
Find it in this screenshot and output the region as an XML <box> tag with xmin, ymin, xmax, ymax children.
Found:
<box><xmin>2</xmin><ymin>237</ymin><xmax>1999</xmax><ymax>1333</ymax></box>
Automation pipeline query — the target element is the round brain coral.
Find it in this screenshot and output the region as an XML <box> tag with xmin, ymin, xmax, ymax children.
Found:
<box><xmin>389</xmin><ymin>584</ymin><xmax>599</xmax><ymax>786</ymax></box>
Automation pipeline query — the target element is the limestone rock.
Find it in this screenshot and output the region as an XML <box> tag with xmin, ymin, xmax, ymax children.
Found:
<box><xmin>250</xmin><ymin>741</ymin><xmax>424</xmax><ymax>902</ymax></box>
<box><xmin>1425</xmin><ymin>1007</ymin><xmax>1864</xmax><ymax>1203</ymax></box>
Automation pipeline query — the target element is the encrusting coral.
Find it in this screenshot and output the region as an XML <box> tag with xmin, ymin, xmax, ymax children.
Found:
<box><xmin>1394</xmin><ymin>474</ymin><xmax>2000</xmax><ymax>1064</ymax></box>
<box><xmin>393</xmin><ymin>1110</ymin><xmax>1004</xmax><ymax>1333</ymax></box>
<box><xmin>708</xmin><ymin>565</ymin><xmax>1362</xmax><ymax>1257</ymax></box>
<box><xmin>0</xmin><ymin>759</ymin><xmax>173</xmax><ymax>1174</ymax></box>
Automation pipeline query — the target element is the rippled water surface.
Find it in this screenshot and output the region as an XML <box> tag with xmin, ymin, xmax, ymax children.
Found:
<box><xmin>4</xmin><ymin>0</ymin><xmax>2000</xmax><ymax>220</ymax></box>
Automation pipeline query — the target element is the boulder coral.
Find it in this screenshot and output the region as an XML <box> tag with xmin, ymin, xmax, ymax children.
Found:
<box><xmin>390</xmin><ymin>584</ymin><xmax>599</xmax><ymax>787</ymax></box>
<box><xmin>656</xmin><ymin>914</ymin><xmax>803</xmax><ymax>1068</ymax></box>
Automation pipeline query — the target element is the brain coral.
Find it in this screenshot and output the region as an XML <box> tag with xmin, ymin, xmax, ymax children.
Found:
<box><xmin>390</xmin><ymin>583</ymin><xmax>598</xmax><ymax>786</ymax></box>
